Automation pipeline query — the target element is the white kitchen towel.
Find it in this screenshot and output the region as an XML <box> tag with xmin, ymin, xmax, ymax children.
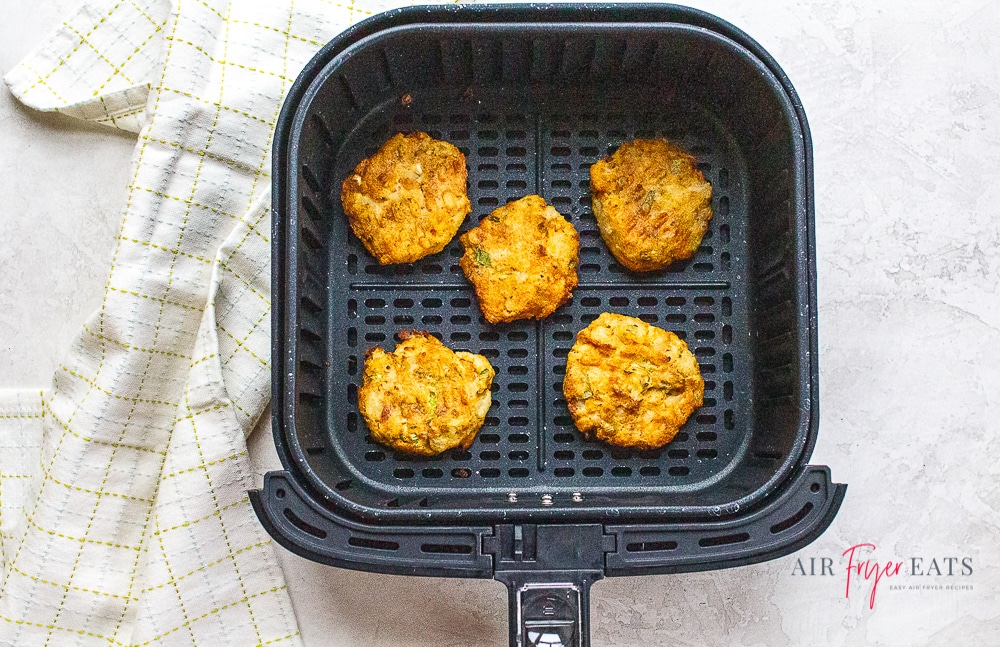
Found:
<box><xmin>0</xmin><ymin>390</ymin><xmax>45</xmax><ymax>571</ymax></box>
<box><xmin>0</xmin><ymin>0</ymin><xmax>443</xmax><ymax>644</ymax></box>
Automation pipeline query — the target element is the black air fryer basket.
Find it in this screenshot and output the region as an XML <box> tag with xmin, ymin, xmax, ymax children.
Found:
<box><xmin>252</xmin><ymin>5</ymin><xmax>846</xmax><ymax>646</ymax></box>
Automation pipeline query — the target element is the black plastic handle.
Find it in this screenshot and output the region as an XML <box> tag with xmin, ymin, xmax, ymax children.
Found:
<box><xmin>252</xmin><ymin>465</ymin><xmax>844</xmax><ymax>646</ymax></box>
<box><xmin>603</xmin><ymin>465</ymin><xmax>847</xmax><ymax>576</ymax></box>
<box><xmin>499</xmin><ymin>576</ymin><xmax>595</xmax><ymax>647</ymax></box>
<box><xmin>250</xmin><ymin>471</ymin><xmax>495</xmax><ymax>578</ymax></box>
<box><xmin>486</xmin><ymin>524</ymin><xmax>610</xmax><ymax>647</ymax></box>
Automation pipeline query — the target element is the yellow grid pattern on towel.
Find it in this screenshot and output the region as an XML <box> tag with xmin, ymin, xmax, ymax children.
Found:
<box><xmin>0</xmin><ymin>391</ymin><xmax>45</xmax><ymax>572</ymax></box>
<box><xmin>0</xmin><ymin>0</ymin><xmax>464</xmax><ymax>643</ymax></box>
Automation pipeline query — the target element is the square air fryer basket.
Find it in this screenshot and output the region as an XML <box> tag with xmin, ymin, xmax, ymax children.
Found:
<box><xmin>252</xmin><ymin>5</ymin><xmax>845</xmax><ymax>647</ymax></box>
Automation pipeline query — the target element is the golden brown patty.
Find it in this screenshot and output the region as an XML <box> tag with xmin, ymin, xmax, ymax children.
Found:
<box><xmin>341</xmin><ymin>132</ymin><xmax>471</xmax><ymax>265</ymax></box>
<box><xmin>562</xmin><ymin>312</ymin><xmax>703</xmax><ymax>449</ymax></box>
<box><xmin>459</xmin><ymin>195</ymin><xmax>580</xmax><ymax>323</ymax></box>
<box><xmin>358</xmin><ymin>331</ymin><xmax>494</xmax><ymax>456</ymax></box>
<box><xmin>590</xmin><ymin>139</ymin><xmax>713</xmax><ymax>272</ymax></box>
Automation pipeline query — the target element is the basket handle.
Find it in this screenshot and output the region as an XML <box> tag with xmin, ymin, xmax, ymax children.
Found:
<box><xmin>488</xmin><ymin>524</ymin><xmax>611</xmax><ymax>647</ymax></box>
<box><xmin>495</xmin><ymin>572</ymin><xmax>599</xmax><ymax>647</ymax></box>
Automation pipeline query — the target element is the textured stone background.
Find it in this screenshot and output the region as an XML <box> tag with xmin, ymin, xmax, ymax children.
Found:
<box><xmin>3</xmin><ymin>1</ymin><xmax>998</xmax><ymax>645</ymax></box>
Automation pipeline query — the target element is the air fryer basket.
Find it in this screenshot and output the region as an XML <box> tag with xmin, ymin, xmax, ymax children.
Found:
<box><xmin>252</xmin><ymin>5</ymin><xmax>845</xmax><ymax>647</ymax></box>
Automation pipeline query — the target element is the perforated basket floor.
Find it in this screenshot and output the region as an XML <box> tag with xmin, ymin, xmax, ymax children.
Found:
<box><xmin>330</xmin><ymin>97</ymin><xmax>750</xmax><ymax>485</ymax></box>
<box><xmin>277</xmin><ymin>19</ymin><xmax>816</xmax><ymax>523</ymax></box>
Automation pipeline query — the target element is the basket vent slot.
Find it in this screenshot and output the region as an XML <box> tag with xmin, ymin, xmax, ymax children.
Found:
<box><xmin>770</xmin><ymin>502</ymin><xmax>814</xmax><ymax>534</ymax></box>
<box><xmin>421</xmin><ymin>543</ymin><xmax>473</xmax><ymax>555</ymax></box>
<box><xmin>283</xmin><ymin>508</ymin><xmax>327</xmax><ymax>539</ymax></box>
<box><xmin>348</xmin><ymin>536</ymin><xmax>400</xmax><ymax>551</ymax></box>
<box><xmin>625</xmin><ymin>540</ymin><xmax>677</xmax><ymax>552</ymax></box>
<box><xmin>698</xmin><ymin>532</ymin><xmax>749</xmax><ymax>548</ymax></box>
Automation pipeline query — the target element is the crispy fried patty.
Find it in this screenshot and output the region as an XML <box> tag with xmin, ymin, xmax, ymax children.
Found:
<box><xmin>562</xmin><ymin>312</ymin><xmax>704</xmax><ymax>449</ymax></box>
<box><xmin>590</xmin><ymin>139</ymin><xmax>713</xmax><ymax>272</ymax></box>
<box><xmin>341</xmin><ymin>132</ymin><xmax>471</xmax><ymax>265</ymax></box>
<box><xmin>459</xmin><ymin>195</ymin><xmax>580</xmax><ymax>323</ymax></box>
<box><xmin>358</xmin><ymin>331</ymin><xmax>494</xmax><ymax>456</ymax></box>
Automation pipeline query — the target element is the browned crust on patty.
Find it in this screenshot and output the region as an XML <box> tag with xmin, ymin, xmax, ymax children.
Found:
<box><xmin>562</xmin><ymin>312</ymin><xmax>704</xmax><ymax>449</ymax></box>
<box><xmin>459</xmin><ymin>195</ymin><xmax>580</xmax><ymax>323</ymax></box>
<box><xmin>358</xmin><ymin>332</ymin><xmax>494</xmax><ymax>456</ymax></box>
<box><xmin>590</xmin><ymin>139</ymin><xmax>713</xmax><ymax>272</ymax></box>
<box><xmin>341</xmin><ymin>132</ymin><xmax>471</xmax><ymax>265</ymax></box>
